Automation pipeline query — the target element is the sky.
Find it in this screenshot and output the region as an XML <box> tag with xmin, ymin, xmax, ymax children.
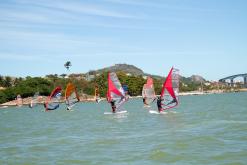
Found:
<box><xmin>0</xmin><ymin>0</ymin><xmax>247</xmax><ymax>80</ymax></box>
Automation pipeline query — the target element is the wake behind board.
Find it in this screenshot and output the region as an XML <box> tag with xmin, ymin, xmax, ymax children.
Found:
<box><xmin>143</xmin><ymin>105</ymin><xmax>151</xmax><ymax>108</ymax></box>
<box><xmin>149</xmin><ymin>110</ymin><xmax>168</xmax><ymax>114</ymax></box>
<box><xmin>104</xmin><ymin>110</ymin><xmax>128</xmax><ymax>115</ymax></box>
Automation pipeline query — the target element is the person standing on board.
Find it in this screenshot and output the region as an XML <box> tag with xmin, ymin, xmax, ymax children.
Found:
<box><xmin>143</xmin><ymin>96</ymin><xmax>149</xmax><ymax>106</ymax></box>
<box><xmin>95</xmin><ymin>85</ymin><xmax>101</xmax><ymax>103</ymax></box>
<box><xmin>143</xmin><ymin>97</ymin><xmax>146</xmax><ymax>104</ymax></box>
<box><xmin>157</xmin><ymin>96</ymin><xmax>163</xmax><ymax>112</ymax></box>
<box><xmin>110</xmin><ymin>100</ymin><xmax>116</xmax><ymax>113</ymax></box>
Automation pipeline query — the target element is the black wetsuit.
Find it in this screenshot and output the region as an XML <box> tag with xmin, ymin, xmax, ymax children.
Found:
<box><xmin>110</xmin><ymin>101</ymin><xmax>116</xmax><ymax>113</ymax></box>
<box><xmin>157</xmin><ymin>97</ymin><xmax>162</xmax><ymax>112</ymax></box>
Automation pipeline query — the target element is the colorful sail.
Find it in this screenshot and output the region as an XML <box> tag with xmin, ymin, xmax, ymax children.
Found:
<box><xmin>107</xmin><ymin>72</ymin><xmax>127</xmax><ymax>110</ymax></box>
<box><xmin>95</xmin><ymin>85</ymin><xmax>101</xmax><ymax>103</ymax></box>
<box><xmin>160</xmin><ymin>67</ymin><xmax>179</xmax><ymax>111</ymax></box>
<box><xmin>45</xmin><ymin>86</ymin><xmax>62</xmax><ymax>111</ymax></box>
<box><xmin>29</xmin><ymin>92</ymin><xmax>39</xmax><ymax>108</ymax></box>
<box><xmin>65</xmin><ymin>83</ymin><xmax>80</xmax><ymax>110</ymax></box>
<box><xmin>142</xmin><ymin>77</ymin><xmax>156</xmax><ymax>105</ymax></box>
<box><xmin>16</xmin><ymin>94</ymin><xmax>23</xmax><ymax>107</ymax></box>
<box><xmin>122</xmin><ymin>84</ymin><xmax>129</xmax><ymax>95</ymax></box>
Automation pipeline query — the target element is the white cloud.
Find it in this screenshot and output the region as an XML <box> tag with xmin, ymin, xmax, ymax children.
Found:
<box><xmin>12</xmin><ymin>0</ymin><xmax>140</xmax><ymax>19</ymax></box>
<box><xmin>0</xmin><ymin>53</ymin><xmax>44</xmax><ymax>61</ymax></box>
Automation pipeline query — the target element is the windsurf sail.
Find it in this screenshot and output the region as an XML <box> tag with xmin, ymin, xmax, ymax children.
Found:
<box><xmin>29</xmin><ymin>92</ymin><xmax>39</xmax><ymax>108</ymax></box>
<box><xmin>142</xmin><ymin>77</ymin><xmax>156</xmax><ymax>105</ymax></box>
<box><xmin>107</xmin><ymin>72</ymin><xmax>127</xmax><ymax>111</ymax></box>
<box><xmin>65</xmin><ymin>83</ymin><xmax>80</xmax><ymax>110</ymax></box>
<box><xmin>16</xmin><ymin>94</ymin><xmax>23</xmax><ymax>107</ymax></box>
<box><xmin>122</xmin><ymin>84</ymin><xmax>129</xmax><ymax>95</ymax></box>
<box><xmin>95</xmin><ymin>85</ymin><xmax>101</xmax><ymax>103</ymax></box>
<box><xmin>45</xmin><ymin>86</ymin><xmax>62</xmax><ymax>111</ymax></box>
<box><xmin>160</xmin><ymin>67</ymin><xmax>179</xmax><ymax>111</ymax></box>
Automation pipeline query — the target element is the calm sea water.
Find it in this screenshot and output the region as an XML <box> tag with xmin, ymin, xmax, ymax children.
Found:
<box><xmin>0</xmin><ymin>92</ymin><xmax>247</xmax><ymax>165</ymax></box>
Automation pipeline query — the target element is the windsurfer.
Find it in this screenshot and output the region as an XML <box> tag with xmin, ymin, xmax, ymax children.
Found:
<box><xmin>95</xmin><ymin>85</ymin><xmax>100</xmax><ymax>103</ymax></box>
<box><xmin>143</xmin><ymin>97</ymin><xmax>148</xmax><ymax>105</ymax></box>
<box><xmin>110</xmin><ymin>100</ymin><xmax>116</xmax><ymax>113</ymax></box>
<box><xmin>157</xmin><ymin>96</ymin><xmax>163</xmax><ymax>112</ymax></box>
<box><xmin>29</xmin><ymin>103</ymin><xmax>32</xmax><ymax>108</ymax></box>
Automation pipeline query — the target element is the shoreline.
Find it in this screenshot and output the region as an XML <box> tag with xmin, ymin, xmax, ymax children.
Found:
<box><xmin>0</xmin><ymin>96</ymin><xmax>98</xmax><ymax>107</ymax></box>
<box><xmin>1</xmin><ymin>89</ymin><xmax>247</xmax><ymax>107</ymax></box>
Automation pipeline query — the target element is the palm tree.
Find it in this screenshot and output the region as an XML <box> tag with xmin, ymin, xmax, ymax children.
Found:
<box><xmin>64</xmin><ymin>61</ymin><xmax>72</xmax><ymax>70</ymax></box>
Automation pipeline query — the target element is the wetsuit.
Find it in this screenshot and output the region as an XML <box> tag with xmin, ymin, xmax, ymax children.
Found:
<box><xmin>110</xmin><ymin>101</ymin><xmax>116</xmax><ymax>113</ymax></box>
<box><xmin>143</xmin><ymin>98</ymin><xmax>145</xmax><ymax>104</ymax></box>
<box><xmin>157</xmin><ymin>97</ymin><xmax>162</xmax><ymax>112</ymax></box>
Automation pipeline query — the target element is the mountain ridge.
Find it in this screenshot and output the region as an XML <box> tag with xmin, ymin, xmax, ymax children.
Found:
<box><xmin>87</xmin><ymin>63</ymin><xmax>206</xmax><ymax>82</ymax></box>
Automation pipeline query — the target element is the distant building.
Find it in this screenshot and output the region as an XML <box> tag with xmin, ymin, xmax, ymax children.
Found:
<box><xmin>68</xmin><ymin>73</ymin><xmax>84</xmax><ymax>80</ymax></box>
<box><xmin>84</xmin><ymin>73</ymin><xmax>95</xmax><ymax>81</ymax></box>
<box><xmin>142</xmin><ymin>76</ymin><xmax>147</xmax><ymax>79</ymax></box>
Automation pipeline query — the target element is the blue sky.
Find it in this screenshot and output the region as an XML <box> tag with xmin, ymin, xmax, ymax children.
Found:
<box><xmin>0</xmin><ymin>0</ymin><xmax>246</xmax><ymax>80</ymax></box>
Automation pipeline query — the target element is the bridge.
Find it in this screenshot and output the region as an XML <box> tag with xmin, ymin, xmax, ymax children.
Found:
<box><xmin>219</xmin><ymin>73</ymin><xmax>247</xmax><ymax>87</ymax></box>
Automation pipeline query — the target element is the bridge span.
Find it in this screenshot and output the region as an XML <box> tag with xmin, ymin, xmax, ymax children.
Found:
<box><xmin>219</xmin><ymin>73</ymin><xmax>247</xmax><ymax>87</ymax></box>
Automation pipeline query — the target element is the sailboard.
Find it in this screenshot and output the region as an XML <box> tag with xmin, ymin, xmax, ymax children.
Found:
<box><xmin>65</xmin><ymin>83</ymin><xmax>80</xmax><ymax>110</ymax></box>
<box><xmin>142</xmin><ymin>77</ymin><xmax>156</xmax><ymax>106</ymax></box>
<box><xmin>45</xmin><ymin>86</ymin><xmax>62</xmax><ymax>111</ymax></box>
<box><xmin>107</xmin><ymin>72</ymin><xmax>128</xmax><ymax>113</ymax></box>
<box><xmin>159</xmin><ymin>67</ymin><xmax>179</xmax><ymax>112</ymax></box>
<box><xmin>149</xmin><ymin>110</ymin><xmax>168</xmax><ymax>114</ymax></box>
<box><xmin>0</xmin><ymin>105</ymin><xmax>8</xmax><ymax>109</ymax></box>
<box><xmin>29</xmin><ymin>92</ymin><xmax>40</xmax><ymax>108</ymax></box>
<box><xmin>104</xmin><ymin>110</ymin><xmax>128</xmax><ymax>115</ymax></box>
<box><xmin>16</xmin><ymin>94</ymin><xmax>23</xmax><ymax>107</ymax></box>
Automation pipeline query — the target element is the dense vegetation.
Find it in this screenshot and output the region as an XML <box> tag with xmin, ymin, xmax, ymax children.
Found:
<box><xmin>0</xmin><ymin>72</ymin><xmax>227</xmax><ymax>104</ymax></box>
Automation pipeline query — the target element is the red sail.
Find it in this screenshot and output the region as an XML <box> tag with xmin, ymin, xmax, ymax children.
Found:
<box><xmin>160</xmin><ymin>67</ymin><xmax>179</xmax><ymax>111</ymax></box>
<box><xmin>45</xmin><ymin>86</ymin><xmax>62</xmax><ymax>111</ymax></box>
<box><xmin>107</xmin><ymin>72</ymin><xmax>124</xmax><ymax>102</ymax></box>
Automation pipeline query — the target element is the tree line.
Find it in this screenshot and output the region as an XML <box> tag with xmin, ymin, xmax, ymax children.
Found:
<box><xmin>0</xmin><ymin>72</ymin><xmax>206</xmax><ymax>104</ymax></box>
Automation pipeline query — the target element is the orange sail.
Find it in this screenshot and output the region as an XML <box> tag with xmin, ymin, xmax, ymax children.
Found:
<box><xmin>65</xmin><ymin>83</ymin><xmax>80</xmax><ymax>110</ymax></box>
